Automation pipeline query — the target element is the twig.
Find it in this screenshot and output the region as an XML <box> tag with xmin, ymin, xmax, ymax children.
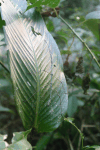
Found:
<box><xmin>75</xmin><ymin>20</ymin><xmax>87</xmax><ymax>28</ymax></box>
<box><xmin>58</xmin><ymin>15</ymin><xmax>100</xmax><ymax>69</ymax></box>
<box><xmin>68</xmin><ymin>36</ymin><xmax>75</xmax><ymax>50</ymax></box>
<box><xmin>82</xmin><ymin>124</ymin><xmax>96</xmax><ymax>128</ymax></box>
<box><xmin>0</xmin><ymin>61</ymin><xmax>10</xmax><ymax>73</ymax></box>
<box><xmin>54</xmin><ymin>8</ymin><xmax>58</xmax><ymax>17</ymax></box>
<box><xmin>77</xmin><ymin>120</ymin><xmax>84</xmax><ymax>150</ymax></box>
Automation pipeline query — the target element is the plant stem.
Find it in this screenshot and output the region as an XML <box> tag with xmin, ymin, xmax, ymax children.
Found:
<box><xmin>64</xmin><ymin>118</ymin><xmax>84</xmax><ymax>149</ymax></box>
<box><xmin>54</xmin><ymin>8</ymin><xmax>58</xmax><ymax>17</ymax></box>
<box><xmin>82</xmin><ymin>138</ymin><xmax>83</xmax><ymax>149</ymax></box>
<box><xmin>0</xmin><ymin>61</ymin><xmax>10</xmax><ymax>73</ymax></box>
<box><xmin>77</xmin><ymin>120</ymin><xmax>84</xmax><ymax>150</ymax></box>
<box><xmin>58</xmin><ymin>14</ymin><xmax>100</xmax><ymax>69</ymax></box>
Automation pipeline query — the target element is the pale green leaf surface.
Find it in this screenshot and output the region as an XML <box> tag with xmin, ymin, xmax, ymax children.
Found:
<box><xmin>0</xmin><ymin>134</ymin><xmax>8</xmax><ymax>149</ymax></box>
<box><xmin>86</xmin><ymin>11</ymin><xmax>100</xmax><ymax>20</ymax></box>
<box><xmin>11</xmin><ymin>129</ymin><xmax>31</xmax><ymax>143</ymax></box>
<box><xmin>0</xmin><ymin>141</ymin><xmax>7</xmax><ymax>149</ymax></box>
<box><xmin>1</xmin><ymin>0</ymin><xmax>68</xmax><ymax>132</ymax></box>
<box><xmin>77</xmin><ymin>100</ymin><xmax>84</xmax><ymax>106</ymax></box>
<box><xmin>0</xmin><ymin>130</ymin><xmax>32</xmax><ymax>150</ymax></box>
<box><xmin>8</xmin><ymin>138</ymin><xmax>32</xmax><ymax>150</ymax></box>
<box><xmin>84</xmin><ymin>145</ymin><xmax>100</xmax><ymax>150</ymax></box>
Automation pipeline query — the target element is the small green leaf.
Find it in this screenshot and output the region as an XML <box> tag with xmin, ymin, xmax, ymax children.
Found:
<box><xmin>83</xmin><ymin>145</ymin><xmax>100</xmax><ymax>150</ymax></box>
<box><xmin>0</xmin><ymin>15</ymin><xmax>5</xmax><ymax>29</ymax></box>
<box><xmin>56</xmin><ymin>30</ymin><xmax>68</xmax><ymax>37</ymax></box>
<box><xmin>11</xmin><ymin>129</ymin><xmax>31</xmax><ymax>143</ymax></box>
<box><xmin>36</xmin><ymin>132</ymin><xmax>52</xmax><ymax>150</ymax></box>
<box><xmin>60</xmin><ymin>50</ymin><xmax>72</xmax><ymax>55</ymax></box>
<box><xmin>56</xmin><ymin>30</ymin><xmax>68</xmax><ymax>45</ymax></box>
<box><xmin>85</xmin><ymin>19</ymin><xmax>100</xmax><ymax>40</ymax></box>
<box><xmin>85</xmin><ymin>11</ymin><xmax>100</xmax><ymax>40</ymax></box>
<box><xmin>27</xmin><ymin>0</ymin><xmax>60</xmax><ymax>9</ymax></box>
<box><xmin>46</xmin><ymin>20</ymin><xmax>54</xmax><ymax>32</ymax></box>
<box><xmin>0</xmin><ymin>105</ymin><xmax>14</xmax><ymax>113</ymax></box>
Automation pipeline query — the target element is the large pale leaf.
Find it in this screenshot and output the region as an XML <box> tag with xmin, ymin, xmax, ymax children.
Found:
<box><xmin>1</xmin><ymin>0</ymin><xmax>68</xmax><ymax>132</ymax></box>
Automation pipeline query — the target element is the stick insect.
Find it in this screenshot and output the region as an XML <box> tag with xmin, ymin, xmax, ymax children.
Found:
<box><xmin>31</xmin><ymin>26</ymin><xmax>42</xmax><ymax>36</ymax></box>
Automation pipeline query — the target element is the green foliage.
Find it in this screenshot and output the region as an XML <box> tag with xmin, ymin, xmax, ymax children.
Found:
<box><xmin>26</xmin><ymin>0</ymin><xmax>60</xmax><ymax>12</ymax></box>
<box><xmin>29</xmin><ymin>0</ymin><xmax>60</xmax><ymax>7</ymax></box>
<box><xmin>0</xmin><ymin>134</ymin><xmax>7</xmax><ymax>149</ymax></box>
<box><xmin>0</xmin><ymin>0</ymin><xmax>100</xmax><ymax>149</ymax></box>
<box><xmin>83</xmin><ymin>145</ymin><xmax>100</xmax><ymax>150</ymax></box>
<box><xmin>85</xmin><ymin>19</ymin><xmax>100</xmax><ymax>40</ymax></box>
<box><xmin>46</xmin><ymin>20</ymin><xmax>54</xmax><ymax>32</ymax></box>
<box><xmin>0</xmin><ymin>14</ymin><xmax>5</xmax><ymax>29</ymax></box>
<box><xmin>36</xmin><ymin>132</ymin><xmax>52</xmax><ymax>150</ymax></box>
<box><xmin>0</xmin><ymin>129</ymin><xmax>32</xmax><ymax>150</ymax></box>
